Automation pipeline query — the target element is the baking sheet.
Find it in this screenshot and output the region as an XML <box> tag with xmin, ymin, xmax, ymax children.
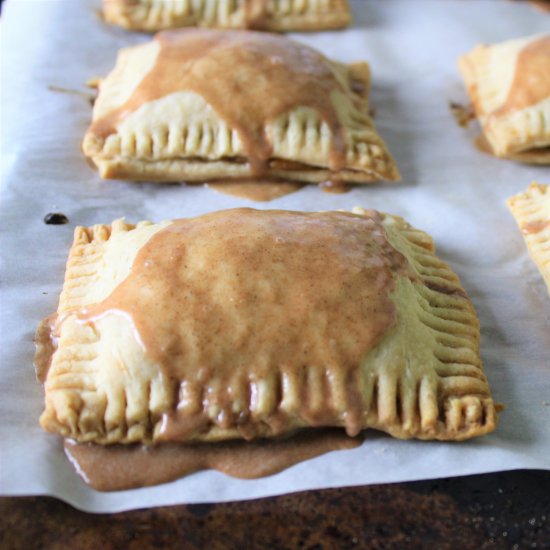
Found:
<box><xmin>0</xmin><ymin>0</ymin><xmax>549</xmax><ymax>513</ymax></box>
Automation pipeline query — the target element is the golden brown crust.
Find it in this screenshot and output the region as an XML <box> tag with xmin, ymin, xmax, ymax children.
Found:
<box><xmin>102</xmin><ymin>0</ymin><xmax>351</xmax><ymax>32</ymax></box>
<box><xmin>38</xmin><ymin>209</ymin><xmax>496</xmax><ymax>445</ymax></box>
<box><xmin>507</xmin><ymin>182</ymin><xmax>550</xmax><ymax>292</ymax></box>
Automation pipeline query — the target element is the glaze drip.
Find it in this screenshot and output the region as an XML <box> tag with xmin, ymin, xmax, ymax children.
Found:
<box><xmin>77</xmin><ymin>209</ymin><xmax>412</xmax><ymax>441</ymax></box>
<box><xmin>91</xmin><ymin>30</ymin><xmax>354</xmax><ymax>177</ymax></box>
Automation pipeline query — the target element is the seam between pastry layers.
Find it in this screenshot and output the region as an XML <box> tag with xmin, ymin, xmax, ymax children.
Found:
<box><xmin>38</xmin><ymin>211</ymin><xmax>496</xmax><ymax>445</ymax></box>
<box><xmin>89</xmin><ymin>159</ymin><xmax>392</xmax><ymax>184</ymax></box>
<box><xmin>102</xmin><ymin>0</ymin><xmax>351</xmax><ymax>32</ymax></box>
<box><xmin>507</xmin><ymin>182</ymin><xmax>550</xmax><ymax>293</ymax></box>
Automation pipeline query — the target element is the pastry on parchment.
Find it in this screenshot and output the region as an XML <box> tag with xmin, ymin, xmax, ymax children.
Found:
<box><xmin>102</xmin><ymin>0</ymin><xmax>351</xmax><ymax>32</ymax></box>
<box><xmin>459</xmin><ymin>33</ymin><xmax>550</xmax><ymax>164</ymax></box>
<box><xmin>508</xmin><ymin>182</ymin><xmax>550</xmax><ymax>293</ymax></box>
<box><xmin>37</xmin><ymin>208</ymin><xmax>495</xmax><ymax>449</ymax></box>
<box><xmin>82</xmin><ymin>29</ymin><xmax>399</xmax><ymax>186</ymax></box>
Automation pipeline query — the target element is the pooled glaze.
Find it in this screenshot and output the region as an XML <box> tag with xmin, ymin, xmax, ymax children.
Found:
<box><xmin>78</xmin><ymin>209</ymin><xmax>411</xmax><ymax>441</ymax></box>
<box><xmin>320</xmin><ymin>181</ymin><xmax>352</xmax><ymax>194</ymax></box>
<box><xmin>65</xmin><ymin>428</ymin><xmax>363</xmax><ymax>491</ymax></box>
<box><xmin>91</xmin><ymin>30</ymin><xmax>351</xmax><ymax>177</ymax></box>
<box><xmin>245</xmin><ymin>0</ymin><xmax>269</xmax><ymax>29</ymax></box>
<box><xmin>207</xmin><ymin>181</ymin><xmax>305</xmax><ymax>201</ymax></box>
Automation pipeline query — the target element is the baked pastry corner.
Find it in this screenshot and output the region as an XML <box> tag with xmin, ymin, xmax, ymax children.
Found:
<box><xmin>508</xmin><ymin>182</ymin><xmax>550</xmax><ymax>293</ymax></box>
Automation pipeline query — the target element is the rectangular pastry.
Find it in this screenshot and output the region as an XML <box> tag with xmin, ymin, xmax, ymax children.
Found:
<box><xmin>37</xmin><ymin>208</ymin><xmax>495</xmax><ymax>453</ymax></box>
<box><xmin>102</xmin><ymin>0</ymin><xmax>351</xmax><ymax>33</ymax></box>
<box><xmin>508</xmin><ymin>182</ymin><xmax>550</xmax><ymax>293</ymax></box>
<box><xmin>82</xmin><ymin>30</ymin><xmax>400</xmax><ymax>186</ymax></box>
<box><xmin>458</xmin><ymin>33</ymin><xmax>550</xmax><ymax>164</ymax></box>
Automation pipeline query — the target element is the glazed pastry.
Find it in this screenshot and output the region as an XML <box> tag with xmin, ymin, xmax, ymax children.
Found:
<box><xmin>82</xmin><ymin>30</ymin><xmax>400</xmax><ymax>185</ymax></box>
<box><xmin>37</xmin><ymin>208</ymin><xmax>495</xmax><ymax>447</ymax></box>
<box><xmin>508</xmin><ymin>182</ymin><xmax>550</xmax><ymax>293</ymax></box>
<box><xmin>459</xmin><ymin>34</ymin><xmax>550</xmax><ymax>164</ymax></box>
<box><xmin>102</xmin><ymin>0</ymin><xmax>351</xmax><ymax>32</ymax></box>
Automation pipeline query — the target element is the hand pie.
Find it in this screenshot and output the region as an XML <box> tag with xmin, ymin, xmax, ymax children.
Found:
<box><xmin>459</xmin><ymin>34</ymin><xmax>550</xmax><ymax>164</ymax></box>
<box><xmin>37</xmin><ymin>207</ymin><xmax>495</xmax><ymax>456</ymax></box>
<box><xmin>82</xmin><ymin>30</ymin><xmax>400</xmax><ymax>185</ymax></box>
<box><xmin>508</xmin><ymin>182</ymin><xmax>550</xmax><ymax>293</ymax></box>
<box><xmin>102</xmin><ymin>0</ymin><xmax>351</xmax><ymax>32</ymax></box>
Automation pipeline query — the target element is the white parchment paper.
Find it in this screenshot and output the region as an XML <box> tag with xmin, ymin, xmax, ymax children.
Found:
<box><xmin>1</xmin><ymin>0</ymin><xmax>549</xmax><ymax>513</ymax></box>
